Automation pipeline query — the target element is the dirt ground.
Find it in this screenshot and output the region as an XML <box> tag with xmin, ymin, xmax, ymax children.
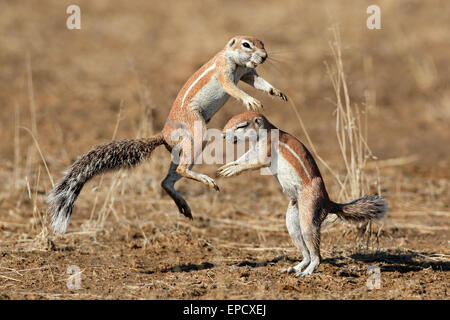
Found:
<box><xmin>0</xmin><ymin>0</ymin><xmax>448</xmax><ymax>299</ymax></box>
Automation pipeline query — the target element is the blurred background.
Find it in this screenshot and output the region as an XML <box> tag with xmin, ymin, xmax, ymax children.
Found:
<box><xmin>0</xmin><ymin>0</ymin><xmax>448</xmax><ymax>299</ymax></box>
<box><xmin>1</xmin><ymin>0</ymin><xmax>449</xmax><ymax>167</ymax></box>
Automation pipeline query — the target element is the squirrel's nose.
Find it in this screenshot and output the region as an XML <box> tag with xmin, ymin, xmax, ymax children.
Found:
<box><xmin>261</xmin><ymin>52</ymin><xmax>268</xmax><ymax>62</ymax></box>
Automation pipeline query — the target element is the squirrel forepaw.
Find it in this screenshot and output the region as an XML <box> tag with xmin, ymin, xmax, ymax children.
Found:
<box><xmin>217</xmin><ymin>164</ymin><xmax>241</xmax><ymax>177</ymax></box>
<box><xmin>244</xmin><ymin>97</ymin><xmax>263</xmax><ymax>112</ymax></box>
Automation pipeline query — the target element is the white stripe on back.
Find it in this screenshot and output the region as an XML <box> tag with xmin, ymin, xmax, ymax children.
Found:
<box><xmin>279</xmin><ymin>141</ymin><xmax>312</xmax><ymax>181</ymax></box>
<box><xmin>181</xmin><ymin>63</ymin><xmax>216</xmax><ymax>109</ymax></box>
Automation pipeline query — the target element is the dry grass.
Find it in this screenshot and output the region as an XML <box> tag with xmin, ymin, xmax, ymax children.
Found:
<box><xmin>288</xmin><ymin>25</ymin><xmax>384</xmax><ymax>245</ymax></box>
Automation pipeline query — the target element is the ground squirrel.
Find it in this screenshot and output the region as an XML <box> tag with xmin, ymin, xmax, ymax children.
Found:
<box><xmin>48</xmin><ymin>36</ymin><xmax>287</xmax><ymax>233</ymax></box>
<box><xmin>217</xmin><ymin>112</ymin><xmax>387</xmax><ymax>275</ymax></box>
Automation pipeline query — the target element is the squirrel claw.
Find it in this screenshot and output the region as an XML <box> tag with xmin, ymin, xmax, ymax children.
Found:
<box><xmin>173</xmin><ymin>196</ymin><xmax>192</xmax><ymax>219</ymax></box>
<box><xmin>200</xmin><ymin>174</ymin><xmax>220</xmax><ymax>191</ymax></box>
<box><xmin>244</xmin><ymin>97</ymin><xmax>263</xmax><ymax>112</ymax></box>
<box><xmin>279</xmin><ymin>267</ymin><xmax>295</xmax><ymax>274</ymax></box>
<box><xmin>176</xmin><ymin>202</ymin><xmax>192</xmax><ymax>219</ymax></box>
<box><xmin>183</xmin><ymin>208</ymin><xmax>193</xmax><ymax>219</ymax></box>
<box><xmin>217</xmin><ymin>164</ymin><xmax>242</xmax><ymax>177</ymax></box>
<box><xmin>269</xmin><ymin>88</ymin><xmax>288</xmax><ymax>102</ymax></box>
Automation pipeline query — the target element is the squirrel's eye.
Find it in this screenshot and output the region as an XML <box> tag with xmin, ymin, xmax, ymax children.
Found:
<box><xmin>242</xmin><ymin>42</ymin><xmax>251</xmax><ymax>48</ymax></box>
<box><xmin>236</xmin><ymin>121</ymin><xmax>249</xmax><ymax>129</ymax></box>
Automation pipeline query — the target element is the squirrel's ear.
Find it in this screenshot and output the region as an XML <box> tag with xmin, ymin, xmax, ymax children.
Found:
<box><xmin>254</xmin><ymin>117</ymin><xmax>263</xmax><ymax>127</ymax></box>
<box><xmin>228</xmin><ymin>39</ymin><xmax>236</xmax><ymax>48</ymax></box>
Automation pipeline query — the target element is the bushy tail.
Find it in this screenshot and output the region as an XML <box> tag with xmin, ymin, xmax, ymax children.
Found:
<box><xmin>47</xmin><ymin>133</ymin><xmax>165</xmax><ymax>233</ymax></box>
<box><xmin>331</xmin><ymin>195</ymin><xmax>387</xmax><ymax>222</ymax></box>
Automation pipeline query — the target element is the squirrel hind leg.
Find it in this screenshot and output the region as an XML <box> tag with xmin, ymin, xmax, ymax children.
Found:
<box><xmin>296</xmin><ymin>203</ymin><xmax>321</xmax><ymax>276</ymax></box>
<box><xmin>175</xmin><ymin>138</ymin><xmax>220</xmax><ymax>191</ymax></box>
<box><xmin>284</xmin><ymin>200</ymin><xmax>311</xmax><ymax>274</ymax></box>
<box><xmin>161</xmin><ymin>162</ymin><xmax>192</xmax><ymax>219</ymax></box>
<box><xmin>295</xmin><ymin>182</ymin><xmax>326</xmax><ymax>276</ymax></box>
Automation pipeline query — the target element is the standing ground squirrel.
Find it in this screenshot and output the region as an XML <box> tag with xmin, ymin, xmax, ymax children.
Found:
<box><xmin>218</xmin><ymin>112</ymin><xmax>387</xmax><ymax>275</ymax></box>
<box><xmin>48</xmin><ymin>36</ymin><xmax>288</xmax><ymax>233</ymax></box>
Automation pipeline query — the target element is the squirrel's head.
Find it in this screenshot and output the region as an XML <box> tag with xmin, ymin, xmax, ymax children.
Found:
<box><xmin>222</xmin><ymin>111</ymin><xmax>271</xmax><ymax>144</ymax></box>
<box><xmin>224</xmin><ymin>36</ymin><xmax>268</xmax><ymax>68</ymax></box>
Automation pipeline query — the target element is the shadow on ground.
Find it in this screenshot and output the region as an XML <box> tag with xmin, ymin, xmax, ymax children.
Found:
<box><xmin>141</xmin><ymin>250</ymin><xmax>448</xmax><ymax>276</ymax></box>
<box><xmin>351</xmin><ymin>251</ymin><xmax>449</xmax><ymax>273</ymax></box>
